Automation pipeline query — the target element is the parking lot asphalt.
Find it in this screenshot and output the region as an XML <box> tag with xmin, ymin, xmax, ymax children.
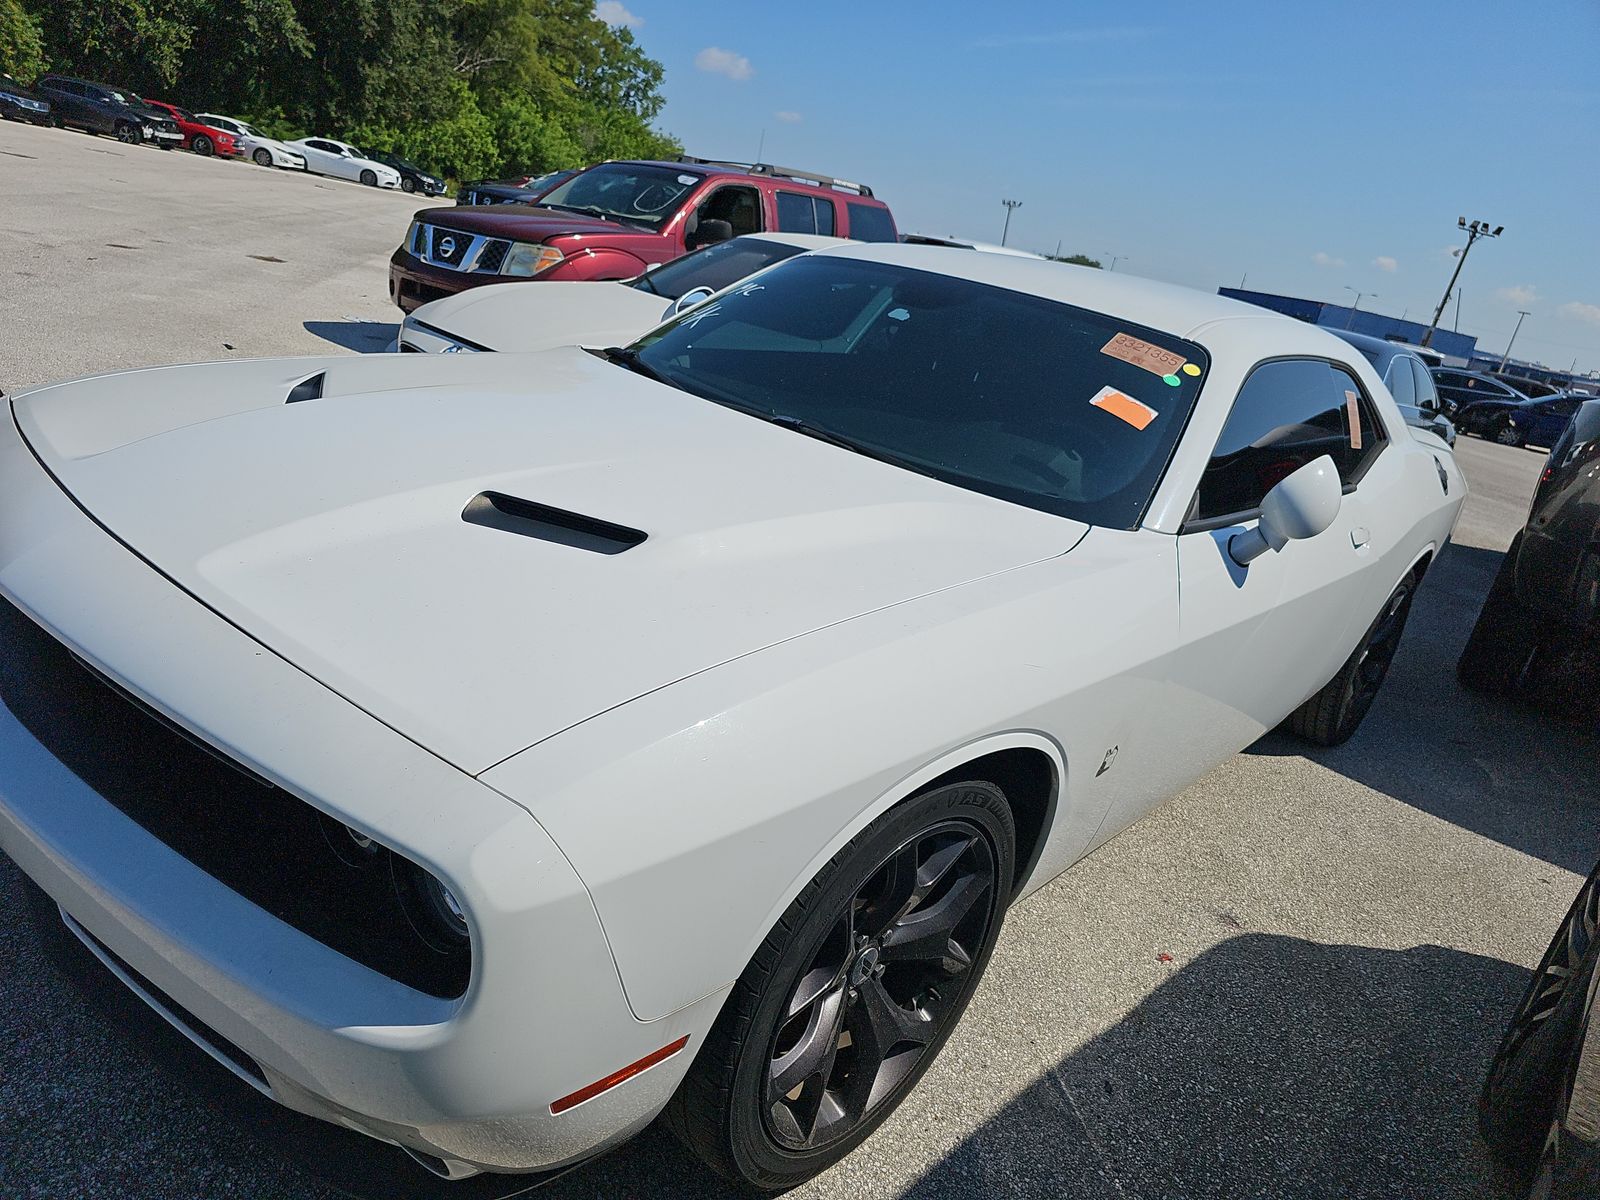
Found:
<box><xmin>3</xmin><ymin>115</ymin><xmax>1597</xmax><ymax>1200</ymax></box>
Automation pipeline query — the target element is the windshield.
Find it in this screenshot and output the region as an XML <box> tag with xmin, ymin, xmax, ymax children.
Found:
<box><xmin>631</xmin><ymin>238</ymin><xmax>806</xmax><ymax>301</ymax></box>
<box><xmin>628</xmin><ymin>256</ymin><xmax>1210</xmax><ymax>527</ymax></box>
<box><xmin>538</xmin><ymin>164</ymin><xmax>703</xmax><ymax>229</ymax></box>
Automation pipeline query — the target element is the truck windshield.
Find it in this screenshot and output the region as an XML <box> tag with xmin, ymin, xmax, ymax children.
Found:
<box><xmin>538</xmin><ymin>164</ymin><xmax>704</xmax><ymax>229</ymax></box>
<box><xmin>627</xmin><ymin>255</ymin><xmax>1210</xmax><ymax>528</ymax></box>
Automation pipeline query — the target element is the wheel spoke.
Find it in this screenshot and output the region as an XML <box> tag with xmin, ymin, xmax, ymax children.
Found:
<box><xmin>769</xmin><ymin>982</ymin><xmax>847</xmax><ymax>1103</ymax></box>
<box><xmin>880</xmin><ymin>873</ymin><xmax>988</xmax><ymax>969</ymax></box>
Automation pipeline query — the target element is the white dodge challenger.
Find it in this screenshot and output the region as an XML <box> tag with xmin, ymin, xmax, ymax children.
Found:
<box><xmin>0</xmin><ymin>245</ymin><xmax>1464</xmax><ymax>1189</ymax></box>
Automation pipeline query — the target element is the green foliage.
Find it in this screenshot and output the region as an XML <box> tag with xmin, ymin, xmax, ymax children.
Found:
<box><xmin>17</xmin><ymin>0</ymin><xmax>678</xmax><ymax>181</ymax></box>
<box><xmin>0</xmin><ymin>0</ymin><xmax>45</xmax><ymax>81</ymax></box>
<box><xmin>1052</xmin><ymin>254</ymin><xmax>1103</xmax><ymax>268</ymax></box>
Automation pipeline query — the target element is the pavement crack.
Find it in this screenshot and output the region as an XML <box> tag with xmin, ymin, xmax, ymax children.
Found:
<box><xmin>1043</xmin><ymin>1064</ymin><xmax>1141</xmax><ymax>1199</ymax></box>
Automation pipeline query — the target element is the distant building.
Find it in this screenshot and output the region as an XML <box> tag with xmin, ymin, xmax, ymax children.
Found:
<box><xmin>1217</xmin><ymin>287</ymin><xmax>1478</xmax><ymax>363</ymax></box>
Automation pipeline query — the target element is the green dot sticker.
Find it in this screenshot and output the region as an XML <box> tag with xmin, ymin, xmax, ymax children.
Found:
<box><xmin>1182</xmin><ymin>363</ymin><xmax>1202</xmax><ymax>377</ymax></box>
<box><xmin>1162</xmin><ymin>373</ymin><xmax>1181</xmax><ymax>387</ymax></box>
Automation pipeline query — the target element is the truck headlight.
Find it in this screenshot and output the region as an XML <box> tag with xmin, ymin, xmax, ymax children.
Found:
<box><xmin>501</xmin><ymin>242</ymin><xmax>564</xmax><ymax>277</ymax></box>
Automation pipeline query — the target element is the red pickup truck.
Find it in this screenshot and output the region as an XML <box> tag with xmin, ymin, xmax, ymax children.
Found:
<box><xmin>388</xmin><ymin>156</ymin><xmax>897</xmax><ymax>312</ymax></box>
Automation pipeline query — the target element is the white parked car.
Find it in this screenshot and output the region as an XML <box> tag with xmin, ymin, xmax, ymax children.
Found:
<box><xmin>194</xmin><ymin>113</ymin><xmax>306</xmax><ymax>171</ymax></box>
<box><xmin>397</xmin><ymin>231</ymin><xmax>845</xmax><ymax>353</ymax></box>
<box><xmin>0</xmin><ymin>246</ymin><xmax>1464</xmax><ymax>1190</ymax></box>
<box><xmin>284</xmin><ymin>136</ymin><xmax>400</xmax><ymax>187</ymax></box>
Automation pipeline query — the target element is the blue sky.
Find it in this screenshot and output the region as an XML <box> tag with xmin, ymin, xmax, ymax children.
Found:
<box><xmin>598</xmin><ymin>0</ymin><xmax>1600</xmax><ymax>374</ymax></box>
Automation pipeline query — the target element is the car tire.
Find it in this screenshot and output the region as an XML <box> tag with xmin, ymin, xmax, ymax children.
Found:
<box><xmin>253</xmin><ymin>147</ymin><xmax>272</xmax><ymax>167</ymax></box>
<box><xmin>1458</xmin><ymin>538</ymin><xmax>1538</xmax><ymax>695</ymax></box>
<box><xmin>192</xmin><ymin>134</ymin><xmax>212</xmax><ymax>156</ymax></box>
<box><xmin>114</xmin><ymin>122</ymin><xmax>138</xmax><ymax>144</ymax></box>
<box><xmin>1288</xmin><ymin>572</ymin><xmax>1417</xmax><ymax>746</ymax></box>
<box><xmin>1481</xmin><ymin>856</ymin><xmax>1600</xmax><ymax>1185</ymax></box>
<box><xmin>401</xmin><ymin>176</ymin><xmax>416</xmax><ymax>193</ymax></box>
<box><xmin>360</xmin><ymin>169</ymin><xmax>377</xmax><ymax>187</ymax></box>
<box><xmin>1494</xmin><ymin>418</ymin><xmax>1526</xmax><ymax>448</ymax></box>
<box><xmin>665</xmin><ymin>781</ymin><xmax>1015</xmax><ymax>1191</ymax></box>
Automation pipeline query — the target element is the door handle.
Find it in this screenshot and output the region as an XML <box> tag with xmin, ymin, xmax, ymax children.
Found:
<box><xmin>1351</xmin><ymin>526</ymin><xmax>1371</xmax><ymax>549</ymax></box>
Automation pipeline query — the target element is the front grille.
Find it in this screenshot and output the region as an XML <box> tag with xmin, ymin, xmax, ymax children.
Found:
<box><xmin>429</xmin><ymin>225</ymin><xmax>470</xmax><ymax>267</ymax></box>
<box><xmin>474</xmin><ymin>239</ymin><xmax>509</xmax><ymax>273</ymax></box>
<box><xmin>0</xmin><ymin>595</ymin><xmax>471</xmax><ymax>999</ymax></box>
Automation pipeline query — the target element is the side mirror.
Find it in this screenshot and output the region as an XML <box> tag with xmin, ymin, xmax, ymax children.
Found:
<box><xmin>1228</xmin><ymin>455</ymin><xmax>1342</xmax><ymax>567</ymax></box>
<box><xmin>689</xmin><ymin>218</ymin><xmax>733</xmax><ymax>250</ymax></box>
<box><xmin>667</xmin><ymin>286</ymin><xmax>715</xmax><ymax>319</ymax></box>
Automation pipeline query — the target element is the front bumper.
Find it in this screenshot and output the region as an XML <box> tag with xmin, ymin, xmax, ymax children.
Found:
<box><xmin>389</xmin><ymin>247</ymin><xmax>512</xmax><ymax>312</ymax></box>
<box><xmin>0</xmin><ymin>398</ymin><xmax>718</xmax><ymax>1176</ymax></box>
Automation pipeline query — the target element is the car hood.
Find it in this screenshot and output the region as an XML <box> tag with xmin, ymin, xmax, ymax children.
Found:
<box><xmin>11</xmin><ymin>350</ymin><xmax>1083</xmax><ymax>773</ymax></box>
<box><xmin>410</xmin><ymin>281</ymin><xmax>670</xmax><ymax>351</ymax></box>
<box><xmin>419</xmin><ymin>206</ymin><xmax>644</xmax><ymax>241</ymax></box>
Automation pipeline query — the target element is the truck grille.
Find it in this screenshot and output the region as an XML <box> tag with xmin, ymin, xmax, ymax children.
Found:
<box><xmin>0</xmin><ymin>594</ymin><xmax>471</xmax><ymax>999</ymax></box>
<box><xmin>474</xmin><ymin>239</ymin><xmax>510</xmax><ymax>273</ymax></box>
<box><xmin>429</xmin><ymin>225</ymin><xmax>471</xmax><ymax>266</ymax></box>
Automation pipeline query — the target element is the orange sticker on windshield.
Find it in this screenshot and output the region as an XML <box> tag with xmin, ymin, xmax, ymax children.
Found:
<box><xmin>1090</xmin><ymin>385</ymin><xmax>1158</xmax><ymax>430</ymax></box>
<box><xmin>1345</xmin><ymin>389</ymin><xmax>1363</xmax><ymax>450</ymax></box>
<box><xmin>1101</xmin><ymin>332</ymin><xmax>1187</xmax><ymax>379</ymax></box>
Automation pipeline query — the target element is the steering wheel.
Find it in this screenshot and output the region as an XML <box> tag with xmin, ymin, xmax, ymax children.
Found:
<box><xmin>630</xmin><ymin>184</ymin><xmax>677</xmax><ymax>214</ymax></box>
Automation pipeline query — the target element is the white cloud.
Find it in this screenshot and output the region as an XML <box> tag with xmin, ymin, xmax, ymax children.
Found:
<box><xmin>976</xmin><ymin>27</ymin><xmax>1152</xmax><ymax>48</ymax></box>
<box><xmin>594</xmin><ymin>1</ymin><xmax>642</xmax><ymax>26</ymax></box>
<box><xmin>1561</xmin><ymin>301</ymin><xmax>1600</xmax><ymax>326</ymax></box>
<box><xmin>1312</xmin><ymin>251</ymin><xmax>1345</xmax><ymax>268</ymax></box>
<box><xmin>774</xmin><ymin>110</ymin><xmax>803</xmax><ymax>123</ymax></box>
<box><xmin>1497</xmin><ymin>284</ymin><xmax>1538</xmax><ymax>306</ymax></box>
<box><xmin>695</xmin><ymin>46</ymin><xmax>754</xmax><ymax>81</ymax></box>
<box><xmin>1373</xmin><ymin>255</ymin><xmax>1398</xmax><ymax>273</ymax></box>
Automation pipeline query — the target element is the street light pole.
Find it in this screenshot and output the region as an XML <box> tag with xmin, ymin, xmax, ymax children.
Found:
<box><xmin>1104</xmin><ymin>253</ymin><xmax>1125</xmax><ymax>272</ymax></box>
<box><xmin>1421</xmin><ymin>217</ymin><xmax>1503</xmax><ymax>348</ymax></box>
<box><xmin>1498</xmin><ymin>310</ymin><xmax>1531</xmax><ymax>372</ymax></box>
<box><xmin>1343</xmin><ymin>287</ymin><xmax>1375</xmax><ymax>329</ymax></box>
<box><xmin>1000</xmin><ymin>199</ymin><xmax>1022</xmax><ymax>246</ymax></box>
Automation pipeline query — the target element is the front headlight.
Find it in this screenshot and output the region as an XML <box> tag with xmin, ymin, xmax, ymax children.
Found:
<box><xmin>501</xmin><ymin>242</ymin><xmax>564</xmax><ymax>277</ymax></box>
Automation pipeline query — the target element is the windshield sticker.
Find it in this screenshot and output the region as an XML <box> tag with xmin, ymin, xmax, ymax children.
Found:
<box><xmin>677</xmin><ymin>174</ymin><xmax>699</xmax><ymax>185</ymax></box>
<box><xmin>1182</xmin><ymin>362</ymin><xmax>1202</xmax><ymax>377</ymax></box>
<box><xmin>680</xmin><ymin>301</ymin><xmax>723</xmax><ymax>329</ymax></box>
<box><xmin>1161</xmin><ymin>374</ymin><xmax>1181</xmax><ymax>387</ymax></box>
<box><xmin>1089</xmin><ymin>385</ymin><xmax>1158</xmax><ymax>430</ymax></box>
<box><xmin>1345</xmin><ymin>390</ymin><xmax>1363</xmax><ymax>450</ymax></box>
<box><xmin>1101</xmin><ymin>332</ymin><xmax>1187</xmax><ymax>379</ymax></box>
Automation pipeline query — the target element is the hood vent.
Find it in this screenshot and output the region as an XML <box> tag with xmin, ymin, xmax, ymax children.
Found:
<box><xmin>461</xmin><ymin>491</ymin><xmax>646</xmax><ymax>555</ymax></box>
<box><xmin>285</xmin><ymin>373</ymin><xmax>326</xmax><ymax>404</ymax></box>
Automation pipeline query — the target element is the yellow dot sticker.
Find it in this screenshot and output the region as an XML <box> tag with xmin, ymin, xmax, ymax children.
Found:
<box><xmin>1181</xmin><ymin>363</ymin><xmax>1202</xmax><ymax>377</ymax></box>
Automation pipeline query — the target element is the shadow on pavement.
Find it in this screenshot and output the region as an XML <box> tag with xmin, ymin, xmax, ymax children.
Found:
<box><xmin>1246</xmin><ymin>541</ymin><xmax>1600</xmax><ymax>875</ymax></box>
<box><xmin>303</xmin><ymin>319</ymin><xmax>398</xmax><ymax>353</ymax></box>
<box><xmin>898</xmin><ymin>933</ymin><xmax>1523</xmax><ymax>1200</ymax></box>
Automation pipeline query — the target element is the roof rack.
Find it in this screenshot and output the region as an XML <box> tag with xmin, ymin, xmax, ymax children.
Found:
<box><xmin>676</xmin><ymin>155</ymin><xmax>873</xmax><ymax>197</ymax></box>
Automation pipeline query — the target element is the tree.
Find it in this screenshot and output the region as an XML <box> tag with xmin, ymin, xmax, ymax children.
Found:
<box><xmin>0</xmin><ymin>0</ymin><xmax>45</xmax><ymax>81</ymax></box>
<box><xmin>1050</xmin><ymin>253</ymin><xmax>1103</xmax><ymax>268</ymax></box>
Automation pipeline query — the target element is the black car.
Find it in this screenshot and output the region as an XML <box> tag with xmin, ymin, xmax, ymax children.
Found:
<box><xmin>1458</xmin><ymin>397</ymin><xmax>1600</xmax><ymax>711</ymax></box>
<box><xmin>456</xmin><ymin>169</ymin><xmax>576</xmax><ymax>207</ymax></box>
<box><xmin>33</xmin><ymin>75</ymin><xmax>182</xmax><ymax>147</ymax></box>
<box><xmin>1480</xmin><ymin>852</ymin><xmax>1600</xmax><ymax>1199</ymax></box>
<box><xmin>1430</xmin><ymin>367</ymin><xmax>1529</xmax><ymax>418</ymax></box>
<box><xmin>1455</xmin><ymin>388</ymin><xmax>1584</xmax><ymax>449</ymax></box>
<box><xmin>1328</xmin><ymin>329</ymin><xmax>1456</xmax><ymax>447</ymax></box>
<box><xmin>0</xmin><ymin>74</ymin><xmax>52</xmax><ymax>125</ymax></box>
<box><xmin>360</xmin><ymin>149</ymin><xmax>445</xmax><ymax>196</ymax></box>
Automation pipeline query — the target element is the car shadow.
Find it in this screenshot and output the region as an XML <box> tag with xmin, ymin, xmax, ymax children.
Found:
<box><xmin>303</xmin><ymin>319</ymin><xmax>398</xmax><ymax>353</ymax></box>
<box><xmin>1245</xmin><ymin>541</ymin><xmax>1600</xmax><ymax>874</ymax></box>
<box><xmin>894</xmin><ymin>933</ymin><xmax>1524</xmax><ymax>1200</ymax></box>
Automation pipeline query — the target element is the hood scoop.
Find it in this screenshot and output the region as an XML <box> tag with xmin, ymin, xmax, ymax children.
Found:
<box><xmin>286</xmin><ymin>373</ymin><xmax>326</xmax><ymax>404</ymax></box>
<box><xmin>461</xmin><ymin>491</ymin><xmax>647</xmax><ymax>555</ymax></box>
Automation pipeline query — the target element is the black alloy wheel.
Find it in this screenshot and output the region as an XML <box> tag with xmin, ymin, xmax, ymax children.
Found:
<box><xmin>359</xmin><ymin>168</ymin><xmax>377</xmax><ymax>186</ymax></box>
<box><xmin>115</xmin><ymin>122</ymin><xmax>139</xmax><ymax>144</ymax></box>
<box><xmin>666</xmin><ymin>782</ymin><xmax>1014</xmax><ymax>1190</ymax></box>
<box><xmin>253</xmin><ymin>147</ymin><xmax>272</xmax><ymax>167</ymax></box>
<box><xmin>401</xmin><ymin>176</ymin><xmax>416</xmax><ymax>193</ymax></box>
<box><xmin>1289</xmin><ymin>573</ymin><xmax>1417</xmax><ymax>745</ymax></box>
<box><xmin>1494</xmin><ymin>417</ymin><xmax>1525</xmax><ymax>447</ymax></box>
<box><xmin>192</xmin><ymin>134</ymin><xmax>212</xmax><ymax>156</ymax></box>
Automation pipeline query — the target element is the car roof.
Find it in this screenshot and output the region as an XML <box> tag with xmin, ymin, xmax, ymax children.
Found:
<box><xmin>807</xmin><ymin>242</ymin><xmax>1303</xmax><ymax>341</ymax></box>
<box><xmin>740</xmin><ymin>232</ymin><xmax>848</xmax><ymax>251</ymax></box>
<box><xmin>597</xmin><ymin>159</ymin><xmax>890</xmax><ymax>206</ymax></box>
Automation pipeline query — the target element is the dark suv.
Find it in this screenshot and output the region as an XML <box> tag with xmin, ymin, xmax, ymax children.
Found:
<box><xmin>1458</xmin><ymin>397</ymin><xmax>1600</xmax><ymax>715</ymax></box>
<box><xmin>390</xmin><ymin>156</ymin><xmax>897</xmax><ymax>312</ymax></box>
<box><xmin>34</xmin><ymin>76</ymin><xmax>182</xmax><ymax>146</ymax></box>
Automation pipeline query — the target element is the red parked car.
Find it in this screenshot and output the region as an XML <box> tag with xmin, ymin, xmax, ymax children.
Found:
<box><xmin>389</xmin><ymin>156</ymin><xmax>897</xmax><ymax>312</ymax></box>
<box><xmin>140</xmin><ymin>99</ymin><xmax>241</xmax><ymax>157</ymax></box>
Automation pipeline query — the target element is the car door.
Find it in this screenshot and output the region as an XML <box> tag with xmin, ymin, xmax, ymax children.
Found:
<box><xmin>300</xmin><ymin>140</ymin><xmax>337</xmax><ymax>176</ymax></box>
<box><xmin>326</xmin><ymin>141</ymin><xmax>363</xmax><ymax>182</ymax></box>
<box><xmin>45</xmin><ymin>80</ymin><xmax>85</xmax><ymax>126</ymax></box>
<box><xmin>1168</xmin><ymin>357</ymin><xmax>1399</xmax><ymax>750</ymax></box>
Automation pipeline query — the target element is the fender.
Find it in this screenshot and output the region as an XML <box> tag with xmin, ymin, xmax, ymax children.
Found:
<box><xmin>547</xmin><ymin>246</ymin><xmax>650</xmax><ymax>282</ymax></box>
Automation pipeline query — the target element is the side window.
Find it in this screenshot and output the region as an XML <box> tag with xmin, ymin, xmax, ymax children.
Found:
<box><xmin>1192</xmin><ymin>359</ymin><xmax>1388</xmax><ymax>523</ymax></box>
<box><xmin>695</xmin><ymin>185</ymin><xmax>763</xmax><ymax>238</ymax></box>
<box><xmin>1386</xmin><ymin>356</ymin><xmax>1415</xmax><ymax>407</ymax></box>
<box><xmin>845</xmin><ymin>202</ymin><xmax>896</xmax><ymax>243</ymax></box>
<box><xmin>814</xmin><ymin>198</ymin><xmax>835</xmax><ymax>236</ymax></box>
<box><xmin>775</xmin><ymin>192</ymin><xmax>838</xmax><ymax>236</ymax></box>
<box><xmin>1411</xmin><ymin>360</ymin><xmax>1439</xmax><ymax>411</ymax></box>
